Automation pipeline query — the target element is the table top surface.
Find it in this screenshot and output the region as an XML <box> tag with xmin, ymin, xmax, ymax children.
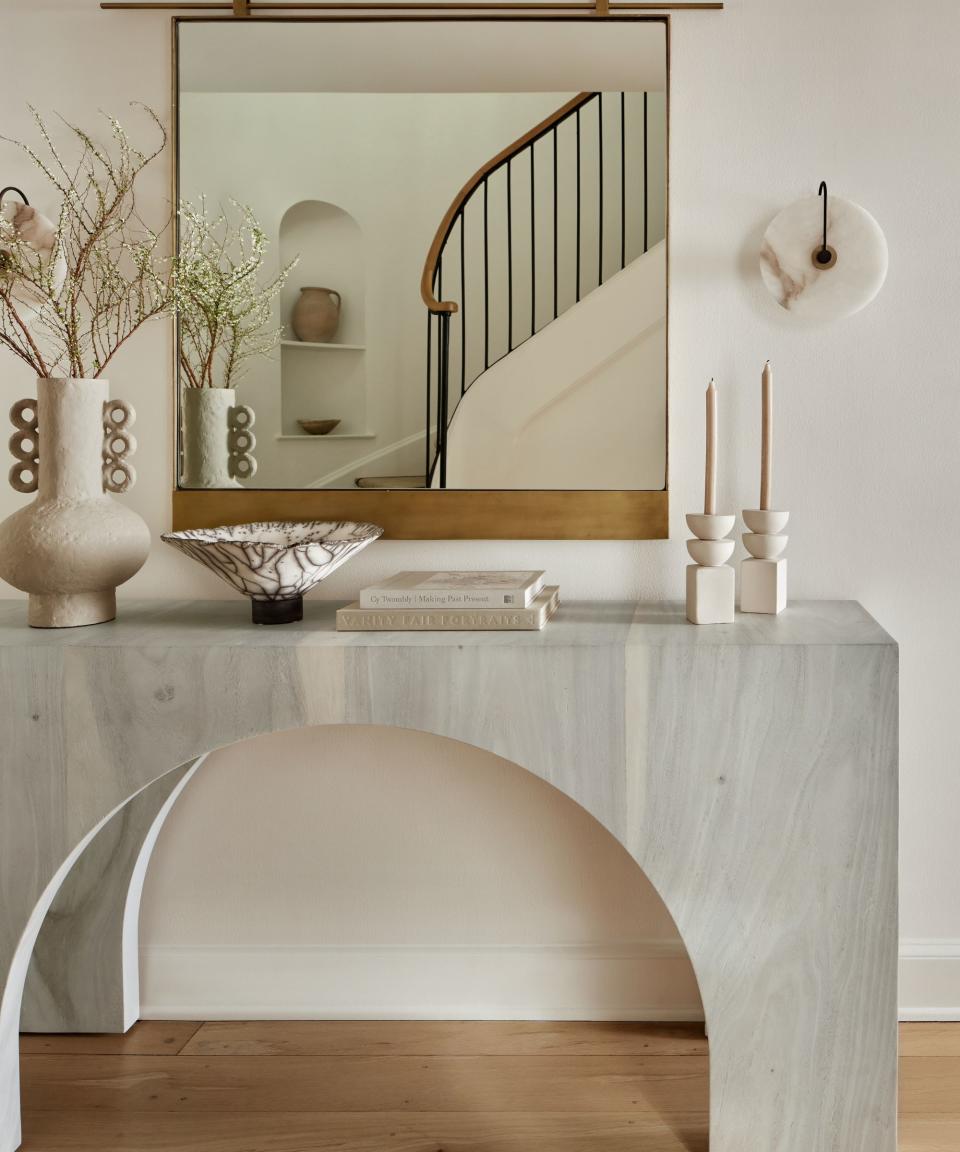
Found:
<box><xmin>0</xmin><ymin>599</ymin><xmax>895</xmax><ymax>650</ymax></box>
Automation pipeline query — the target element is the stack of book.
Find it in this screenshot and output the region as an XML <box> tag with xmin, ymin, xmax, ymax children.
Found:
<box><xmin>337</xmin><ymin>571</ymin><xmax>558</xmax><ymax>631</ymax></box>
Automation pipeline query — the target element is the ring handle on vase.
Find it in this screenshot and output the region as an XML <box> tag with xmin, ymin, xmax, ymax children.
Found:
<box><xmin>9</xmin><ymin>399</ymin><xmax>39</xmax><ymax>494</ymax></box>
<box><xmin>228</xmin><ymin>403</ymin><xmax>258</xmax><ymax>482</ymax></box>
<box><xmin>102</xmin><ymin>399</ymin><xmax>138</xmax><ymax>493</ymax></box>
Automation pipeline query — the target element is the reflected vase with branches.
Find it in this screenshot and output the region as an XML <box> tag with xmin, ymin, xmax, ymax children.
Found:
<box><xmin>173</xmin><ymin>198</ymin><xmax>296</xmax><ymax>489</ymax></box>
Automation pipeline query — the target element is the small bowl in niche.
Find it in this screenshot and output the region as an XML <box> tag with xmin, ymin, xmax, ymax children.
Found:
<box><xmin>298</xmin><ymin>419</ymin><xmax>341</xmax><ymax>436</ymax></box>
<box><xmin>161</xmin><ymin>520</ymin><xmax>383</xmax><ymax>624</ymax></box>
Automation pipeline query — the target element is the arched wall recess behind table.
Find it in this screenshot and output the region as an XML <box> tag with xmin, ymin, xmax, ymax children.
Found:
<box><xmin>279</xmin><ymin>200</ymin><xmax>369</xmax><ymax>456</ymax></box>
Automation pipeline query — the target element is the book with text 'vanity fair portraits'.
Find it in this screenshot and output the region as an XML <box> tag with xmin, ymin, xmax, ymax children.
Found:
<box><xmin>358</xmin><ymin>570</ymin><xmax>546</xmax><ymax>610</ymax></box>
<box><xmin>338</xmin><ymin>587</ymin><xmax>560</xmax><ymax>631</ymax></box>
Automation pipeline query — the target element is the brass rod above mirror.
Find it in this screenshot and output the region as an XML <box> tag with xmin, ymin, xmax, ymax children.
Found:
<box><xmin>104</xmin><ymin>2</ymin><xmax>721</xmax><ymax>12</ymax></box>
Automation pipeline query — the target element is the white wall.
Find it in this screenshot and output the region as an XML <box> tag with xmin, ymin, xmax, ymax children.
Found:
<box><xmin>139</xmin><ymin>727</ymin><xmax>700</xmax><ymax>1020</ymax></box>
<box><xmin>2</xmin><ymin>0</ymin><xmax>958</xmax><ymax>1018</ymax></box>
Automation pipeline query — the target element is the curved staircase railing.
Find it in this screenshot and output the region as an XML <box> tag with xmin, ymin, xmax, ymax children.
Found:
<box><xmin>422</xmin><ymin>89</ymin><xmax>654</xmax><ymax>488</ymax></box>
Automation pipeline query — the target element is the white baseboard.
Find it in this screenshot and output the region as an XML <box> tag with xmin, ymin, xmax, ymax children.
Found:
<box><xmin>140</xmin><ymin>938</ymin><xmax>960</xmax><ymax>1022</ymax></box>
<box><xmin>140</xmin><ymin>941</ymin><xmax>704</xmax><ymax>1021</ymax></box>
<box><xmin>899</xmin><ymin>939</ymin><xmax>960</xmax><ymax>1020</ymax></box>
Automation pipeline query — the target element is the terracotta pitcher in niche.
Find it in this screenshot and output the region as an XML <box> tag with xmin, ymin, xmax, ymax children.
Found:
<box><xmin>292</xmin><ymin>287</ymin><xmax>341</xmax><ymax>343</ymax></box>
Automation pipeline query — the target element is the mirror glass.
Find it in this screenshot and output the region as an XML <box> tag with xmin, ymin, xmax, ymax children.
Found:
<box><xmin>176</xmin><ymin>19</ymin><xmax>666</xmax><ymax>492</ymax></box>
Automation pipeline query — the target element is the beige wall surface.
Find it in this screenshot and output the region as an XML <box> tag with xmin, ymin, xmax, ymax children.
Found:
<box><xmin>1</xmin><ymin>0</ymin><xmax>956</xmax><ymax>1017</ymax></box>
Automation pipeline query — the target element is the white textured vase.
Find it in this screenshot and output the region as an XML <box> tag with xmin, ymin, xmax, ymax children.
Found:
<box><xmin>180</xmin><ymin>387</ymin><xmax>257</xmax><ymax>489</ymax></box>
<box><xmin>0</xmin><ymin>378</ymin><xmax>151</xmax><ymax>628</ymax></box>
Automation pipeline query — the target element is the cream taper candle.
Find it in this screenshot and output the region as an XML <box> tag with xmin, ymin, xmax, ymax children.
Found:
<box><xmin>760</xmin><ymin>361</ymin><xmax>773</xmax><ymax>511</ymax></box>
<box><xmin>705</xmin><ymin>378</ymin><xmax>717</xmax><ymax>515</ymax></box>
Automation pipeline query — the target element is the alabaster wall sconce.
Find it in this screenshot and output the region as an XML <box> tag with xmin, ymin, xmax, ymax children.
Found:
<box><xmin>759</xmin><ymin>182</ymin><xmax>888</xmax><ymax>320</ymax></box>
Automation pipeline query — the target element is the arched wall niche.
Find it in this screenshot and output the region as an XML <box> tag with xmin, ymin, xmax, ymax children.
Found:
<box><xmin>279</xmin><ymin>200</ymin><xmax>367</xmax><ymax>438</ymax></box>
<box><xmin>280</xmin><ymin>200</ymin><xmax>365</xmax><ymax>344</ymax></box>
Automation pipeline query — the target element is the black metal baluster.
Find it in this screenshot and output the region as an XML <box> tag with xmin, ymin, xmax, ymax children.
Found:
<box><xmin>483</xmin><ymin>176</ymin><xmax>489</xmax><ymax>370</ymax></box>
<box><xmin>507</xmin><ymin>159</ymin><xmax>513</xmax><ymax>351</ymax></box>
<box><xmin>425</xmin><ymin>309</ymin><xmax>432</xmax><ymax>482</ymax></box>
<box><xmin>439</xmin><ymin>312</ymin><xmax>450</xmax><ymax>489</ymax></box>
<box><xmin>460</xmin><ymin>209</ymin><xmax>466</xmax><ymax>395</ymax></box>
<box><xmin>436</xmin><ymin>257</ymin><xmax>444</xmax><ymax>482</ymax></box>
<box><xmin>576</xmin><ymin>107</ymin><xmax>581</xmax><ymax>303</ymax></box>
<box><xmin>530</xmin><ymin>142</ymin><xmax>536</xmax><ymax>336</ymax></box>
<box><xmin>643</xmin><ymin>91</ymin><xmax>649</xmax><ymax>253</ymax></box>
<box><xmin>436</xmin><ymin>256</ymin><xmax>444</xmax><ymax>486</ymax></box>
<box><xmin>553</xmin><ymin>126</ymin><xmax>558</xmax><ymax>320</ymax></box>
<box><xmin>621</xmin><ymin>92</ymin><xmax>626</xmax><ymax>269</ymax></box>
<box><xmin>598</xmin><ymin>93</ymin><xmax>604</xmax><ymax>289</ymax></box>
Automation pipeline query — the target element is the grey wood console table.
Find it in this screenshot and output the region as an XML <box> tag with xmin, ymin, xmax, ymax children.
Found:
<box><xmin>0</xmin><ymin>600</ymin><xmax>897</xmax><ymax>1152</ymax></box>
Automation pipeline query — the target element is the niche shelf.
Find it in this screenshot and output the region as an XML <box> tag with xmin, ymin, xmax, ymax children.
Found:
<box><xmin>281</xmin><ymin>340</ymin><xmax>366</xmax><ymax>351</ymax></box>
<box><xmin>275</xmin><ymin>432</ymin><xmax>377</xmax><ymax>441</ymax></box>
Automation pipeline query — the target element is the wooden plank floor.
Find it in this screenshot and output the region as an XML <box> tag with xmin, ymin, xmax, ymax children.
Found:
<box><xmin>16</xmin><ymin>1021</ymin><xmax>960</xmax><ymax>1151</ymax></box>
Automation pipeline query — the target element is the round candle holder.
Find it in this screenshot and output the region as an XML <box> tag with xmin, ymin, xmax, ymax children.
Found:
<box><xmin>686</xmin><ymin>512</ymin><xmax>736</xmax><ymax>541</ymax></box>
<box><xmin>686</xmin><ymin>512</ymin><xmax>735</xmax><ymax>625</ymax></box>
<box><xmin>741</xmin><ymin>509</ymin><xmax>790</xmax><ymax>615</ymax></box>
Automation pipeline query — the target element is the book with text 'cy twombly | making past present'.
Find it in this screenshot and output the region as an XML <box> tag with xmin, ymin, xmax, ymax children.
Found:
<box><xmin>358</xmin><ymin>570</ymin><xmax>545</xmax><ymax>610</ymax></box>
<box><xmin>339</xmin><ymin>587</ymin><xmax>560</xmax><ymax>631</ymax></box>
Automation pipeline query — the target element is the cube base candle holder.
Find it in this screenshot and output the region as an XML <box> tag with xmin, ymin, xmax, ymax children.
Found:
<box><xmin>685</xmin><ymin>513</ymin><xmax>735</xmax><ymax>625</ymax></box>
<box><xmin>740</xmin><ymin>509</ymin><xmax>789</xmax><ymax>615</ymax></box>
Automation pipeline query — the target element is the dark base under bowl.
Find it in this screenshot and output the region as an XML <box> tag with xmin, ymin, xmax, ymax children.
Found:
<box><xmin>252</xmin><ymin>596</ymin><xmax>303</xmax><ymax>625</ymax></box>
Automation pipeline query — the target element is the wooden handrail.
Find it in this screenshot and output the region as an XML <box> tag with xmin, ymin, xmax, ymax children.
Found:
<box><xmin>420</xmin><ymin>91</ymin><xmax>596</xmax><ymax>313</ymax></box>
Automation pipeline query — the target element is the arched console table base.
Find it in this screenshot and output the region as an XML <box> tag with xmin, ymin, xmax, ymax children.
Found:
<box><xmin>21</xmin><ymin>759</ymin><xmax>201</xmax><ymax>1034</ymax></box>
<box><xmin>0</xmin><ymin>600</ymin><xmax>897</xmax><ymax>1152</ymax></box>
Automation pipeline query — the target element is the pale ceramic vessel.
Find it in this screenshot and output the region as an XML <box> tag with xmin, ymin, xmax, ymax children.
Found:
<box><xmin>161</xmin><ymin>520</ymin><xmax>383</xmax><ymax>624</ymax></box>
<box><xmin>0</xmin><ymin>378</ymin><xmax>150</xmax><ymax>628</ymax></box>
<box><xmin>179</xmin><ymin>387</ymin><xmax>257</xmax><ymax>489</ymax></box>
<box><xmin>291</xmin><ymin>287</ymin><xmax>341</xmax><ymax>342</ymax></box>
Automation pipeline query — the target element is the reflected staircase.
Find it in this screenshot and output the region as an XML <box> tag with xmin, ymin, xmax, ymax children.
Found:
<box><xmin>356</xmin><ymin>89</ymin><xmax>657</xmax><ymax>491</ymax></box>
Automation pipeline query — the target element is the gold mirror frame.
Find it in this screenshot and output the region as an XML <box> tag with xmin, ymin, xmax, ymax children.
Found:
<box><xmin>169</xmin><ymin>13</ymin><xmax>670</xmax><ymax>539</ymax></box>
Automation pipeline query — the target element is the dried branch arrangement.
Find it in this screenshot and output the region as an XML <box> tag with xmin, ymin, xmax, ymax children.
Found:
<box><xmin>0</xmin><ymin>104</ymin><xmax>171</xmax><ymax>379</ymax></box>
<box><xmin>172</xmin><ymin>198</ymin><xmax>296</xmax><ymax>389</ymax></box>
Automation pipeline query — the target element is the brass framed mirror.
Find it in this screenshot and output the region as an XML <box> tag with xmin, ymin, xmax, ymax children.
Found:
<box><xmin>171</xmin><ymin>15</ymin><xmax>669</xmax><ymax>538</ymax></box>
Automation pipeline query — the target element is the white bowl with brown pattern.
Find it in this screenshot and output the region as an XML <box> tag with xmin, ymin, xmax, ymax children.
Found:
<box><xmin>161</xmin><ymin>520</ymin><xmax>383</xmax><ymax>624</ymax></box>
